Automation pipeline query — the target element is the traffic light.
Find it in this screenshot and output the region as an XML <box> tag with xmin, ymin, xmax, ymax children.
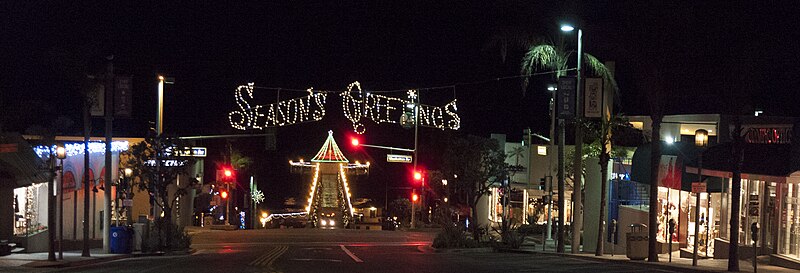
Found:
<box><xmin>224</xmin><ymin>169</ymin><xmax>232</xmax><ymax>178</ymax></box>
<box><xmin>414</xmin><ymin>171</ymin><xmax>422</xmax><ymax>181</ymax></box>
<box><xmin>350</xmin><ymin>138</ymin><xmax>360</xmax><ymax>147</ymax></box>
<box><xmin>539</xmin><ymin>177</ymin><xmax>547</xmax><ymax>191</ymax></box>
<box><xmin>220</xmin><ymin>190</ymin><xmax>228</xmax><ymax>199</ymax></box>
<box><xmin>412</xmin><ymin>193</ymin><xmax>419</xmax><ymax>202</ymax></box>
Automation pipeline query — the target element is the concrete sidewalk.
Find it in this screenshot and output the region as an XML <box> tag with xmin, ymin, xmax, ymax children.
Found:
<box><xmin>0</xmin><ymin>249</ymin><xmax>131</xmax><ymax>268</ymax></box>
<box><xmin>519</xmin><ymin>239</ymin><xmax>793</xmax><ymax>273</ymax></box>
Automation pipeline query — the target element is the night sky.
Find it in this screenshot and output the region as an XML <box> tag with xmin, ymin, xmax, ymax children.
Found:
<box><xmin>2</xmin><ymin>1</ymin><xmax>799</xmax><ymax>210</ymax></box>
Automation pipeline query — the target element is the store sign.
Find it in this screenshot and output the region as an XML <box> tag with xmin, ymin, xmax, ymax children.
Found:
<box><xmin>743</xmin><ymin>127</ymin><xmax>791</xmax><ymax>144</ymax></box>
<box><xmin>0</xmin><ymin>143</ymin><xmax>18</xmax><ymax>153</ymax></box>
<box><xmin>748</xmin><ymin>194</ymin><xmax>759</xmax><ymax>216</ymax></box>
<box><xmin>691</xmin><ymin>182</ymin><xmax>706</xmax><ymax>193</ymax></box>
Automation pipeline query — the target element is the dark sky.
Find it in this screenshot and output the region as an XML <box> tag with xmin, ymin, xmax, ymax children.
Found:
<box><xmin>2</xmin><ymin>1</ymin><xmax>799</xmax><ymax>209</ymax></box>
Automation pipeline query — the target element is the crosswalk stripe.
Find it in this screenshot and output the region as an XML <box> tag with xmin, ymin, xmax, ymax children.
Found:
<box><xmin>249</xmin><ymin>246</ymin><xmax>282</xmax><ymax>266</ymax></box>
<box><xmin>265</xmin><ymin>246</ymin><xmax>289</xmax><ymax>267</ymax></box>
<box><xmin>339</xmin><ymin>245</ymin><xmax>364</xmax><ymax>263</ymax></box>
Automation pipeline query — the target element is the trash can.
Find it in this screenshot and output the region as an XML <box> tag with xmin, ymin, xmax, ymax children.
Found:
<box><xmin>132</xmin><ymin>223</ymin><xmax>146</xmax><ymax>251</ymax></box>
<box><xmin>626</xmin><ymin>223</ymin><xmax>648</xmax><ymax>260</ymax></box>
<box><xmin>110</xmin><ymin>226</ymin><xmax>132</xmax><ymax>254</ymax></box>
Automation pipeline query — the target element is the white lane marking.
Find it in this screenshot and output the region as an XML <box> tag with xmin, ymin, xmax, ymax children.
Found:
<box><xmin>339</xmin><ymin>245</ymin><xmax>364</xmax><ymax>263</ymax></box>
<box><xmin>193</xmin><ymin>241</ymin><xmax>428</xmax><ymax>247</ymax></box>
<box><xmin>301</xmin><ymin>247</ymin><xmax>333</xmax><ymax>250</ymax></box>
<box><xmin>290</xmin><ymin>258</ymin><xmax>342</xmax><ymax>262</ymax></box>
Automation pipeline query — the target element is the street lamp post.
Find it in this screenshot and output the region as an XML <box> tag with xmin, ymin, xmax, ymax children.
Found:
<box><xmin>47</xmin><ymin>145</ymin><xmax>66</xmax><ymax>261</ymax></box>
<box><xmin>55</xmin><ymin>145</ymin><xmax>66</xmax><ymax>260</ymax></box>
<box><xmin>693</xmin><ymin>129</ymin><xmax>708</xmax><ymax>266</ymax></box>
<box><xmin>124</xmin><ymin>168</ymin><xmax>133</xmax><ymax>225</ymax></box>
<box><xmin>562</xmin><ymin>24</ymin><xmax>584</xmax><ymax>254</ymax></box>
<box><xmin>154</xmin><ymin>75</ymin><xmax>174</xmax><ymax>220</ymax></box>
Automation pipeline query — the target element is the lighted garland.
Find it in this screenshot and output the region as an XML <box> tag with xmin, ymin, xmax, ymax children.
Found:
<box><xmin>229</xmin><ymin>83</ymin><xmax>327</xmax><ymax>130</ymax></box>
<box><xmin>229</xmin><ymin>81</ymin><xmax>460</xmax><ymax>133</ymax></box>
<box><xmin>338</xmin><ymin>164</ymin><xmax>355</xmax><ymax>218</ymax></box>
<box><xmin>340</xmin><ymin>81</ymin><xmax>368</xmax><ymax>134</ymax></box>
<box><xmin>251</xmin><ymin>189</ymin><xmax>264</xmax><ymax>204</ymax></box>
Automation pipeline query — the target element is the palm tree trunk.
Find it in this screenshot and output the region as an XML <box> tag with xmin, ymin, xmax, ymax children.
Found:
<box><xmin>728</xmin><ymin>118</ymin><xmax>743</xmax><ymax>271</ymax></box>
<box><xmin>648</xmin><ymin>116</ymin><xmax>662</xmax><ymax>262</ymax></box>
<box><xmin>596</xmin><ymin>151</ymin><xmax>610</xmax><ymax>256</ymax></box>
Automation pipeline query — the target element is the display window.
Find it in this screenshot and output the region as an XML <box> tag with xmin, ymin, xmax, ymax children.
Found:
<box><xmin>13</xmin><ymin>183</ymin><xmax>50</xmax><ymax>236</ymax></box>
<box><xmin>779</xmin><ymin>183</ymin><xmax>800</xmax><ymax>260</ymax></box>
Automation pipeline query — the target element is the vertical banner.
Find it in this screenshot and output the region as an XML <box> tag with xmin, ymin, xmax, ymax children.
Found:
<box><xmin>557</xmin><ymin>76</ymin><xmax>576</xmax><ymax>119</ymax></box>
<box><xmin>584</xmin><ymin>78</ymin><xmax>603</xmax><ymax>118</ymax></box>
<box><xmin>657</xmin><ymin>155</ymin><xmax>682</xmax><ymax>190</ymax></box>
<box><xmin>114</xmin><ymin>76</ymin><xmax>133</xmax><ymax>118</ymax></box>
<box><xmin>89</xmin><ymin>82</ymin><xmax>105</xmax><ymax>117</ymax></box>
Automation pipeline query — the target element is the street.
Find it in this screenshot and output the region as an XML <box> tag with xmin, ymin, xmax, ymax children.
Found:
<box><xmin>2</xmin><ymin>228</ymin><xmax>691</xmax><ymax>273</ymax></box>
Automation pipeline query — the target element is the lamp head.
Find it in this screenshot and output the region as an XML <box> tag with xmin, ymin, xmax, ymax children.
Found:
<box><xmin>695</xmin><ymin>129</ymin><xmax>709</xmax><ymax>148</ymax></box>
<box><xmin>560</xmin><ymin>25</ymin><xmax>575</xmax><ymax>32</ymax></box>
<box><xmin>55</xmin><ymin>145</ymin><xmax>66</xmax><ymax>159</ymax></box>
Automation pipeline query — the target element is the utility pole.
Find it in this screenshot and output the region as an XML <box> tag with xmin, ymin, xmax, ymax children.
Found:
<box><xmin>82</xmin><ymin>90</ymin><xmax>91</xmax><ymax>257</ymax></box>
<box><xmin>103</xmin><ymin>56</ymin><xmax>114</xmax><ymax>253</ymax></box>
<box><xmin>557</xmin><ymin>118</ymin><xmax>566</xmax><ymax>253</ymax></box>
<box><xmin>47</xmin><ymin>155</ymin><xmax>55</xmax><ymax>261</ymax></box>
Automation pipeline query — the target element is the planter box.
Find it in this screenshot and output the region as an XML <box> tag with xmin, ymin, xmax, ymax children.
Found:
<box><xmin>11</xmin><ymin>230</ymin><xmax>49</xmax><ymax>253</ymax></box>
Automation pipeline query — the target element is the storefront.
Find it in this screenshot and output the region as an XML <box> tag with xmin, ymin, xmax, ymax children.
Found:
<box><xmin>688</xmin><ymin>141</ymin><xmax>800</xmax><ymax>268</ymax></box>
<box><xmin>1</xmin><ymin>133</ymin><xmax>53</xmax><ymax>252</ymax></box>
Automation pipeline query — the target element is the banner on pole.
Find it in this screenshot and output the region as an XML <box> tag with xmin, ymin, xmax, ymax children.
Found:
<box><xmin>557</xmin><ymin>77</ymin><xmax>576</xmax><ymax>119</ymax></box>
<box><xmin>584</xmin><ymin>78</ymin><xmax>603</xmax><ymax>118</ymax></box>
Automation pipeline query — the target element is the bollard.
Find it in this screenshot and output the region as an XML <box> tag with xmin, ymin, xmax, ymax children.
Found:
<box><xmin>611</xmin><ymin>219</ymin><xmax>617</xmax><ymax>256</ymax></box>
<box><xmin>668</xmin><ymin>219</ymin><xmax>676</xmax><ymax>263</ymax></box>
<box><xmin>751</xmin><ymin>222</ymin><xmax>759</xmax><ymax>273</ymax></box>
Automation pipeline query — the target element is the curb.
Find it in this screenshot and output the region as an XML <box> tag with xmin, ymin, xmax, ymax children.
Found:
<box><xmin>517</xmin><ymin>249</ymin><xmax>720</xmax><ymax>273</ymax></box>
<box><xmin>24</xmin><ymin>254</ymin><xmax>132</xmax><ymax>268</ymax></box>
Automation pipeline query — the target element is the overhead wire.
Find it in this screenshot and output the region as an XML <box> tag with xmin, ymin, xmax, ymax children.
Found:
<box><xmin>248</xmin><ymin>68</ymin><xmax>573</xmax><ymax>94</ymax></box>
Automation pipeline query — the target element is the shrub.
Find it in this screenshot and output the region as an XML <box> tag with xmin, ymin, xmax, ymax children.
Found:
<box><xmin>432</xmin><ymin>223</ymin><xmax>478</xmax><ymax>249</ymax></box>
<box><xmin>143</xmin><ymin>218</ymin><xmax>192</xmax><ymax>252</ymax></box>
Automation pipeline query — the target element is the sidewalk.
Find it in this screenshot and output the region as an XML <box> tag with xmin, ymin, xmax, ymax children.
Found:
<box><xmin>518</xmin><ymin>238</ymin><xmax>793</xmax><ymax>273</ymax></box>
<box><xmin>0</xmin><ymin>249</ymin><xmax>131</xmax><ymax>268</ymax></box>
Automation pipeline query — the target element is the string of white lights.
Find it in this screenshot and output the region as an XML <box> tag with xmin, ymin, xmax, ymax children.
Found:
<box><xmin>306</xmin><ymin>164</ymin><xmax>320</xmax><ymax>213</ymax></box>
<box><xmin>339</xmin><ymin>164</ymin><xmax>354</xmax><ymax>218</ymax></box>
<box><xmin>229</xmin><ymin>83</ymin><xmax>327</xmax><ymax>130</ymax></box>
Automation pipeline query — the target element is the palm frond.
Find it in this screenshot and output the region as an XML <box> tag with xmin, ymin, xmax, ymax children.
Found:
<box><xmin>583</xmin><ymin>53</ymin><xmax>619</xmax><ymax>95</ymax></box>
<box><xmin>520</xmin><ymin>44</ymin><xmax>564</xmax><ymax>93</ymax></box>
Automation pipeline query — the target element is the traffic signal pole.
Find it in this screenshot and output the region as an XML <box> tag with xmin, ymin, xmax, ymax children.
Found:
<box><xmin>411</xmin><ymin>98</ymin><xmax>418</xmax><ymax>229</ymax></box>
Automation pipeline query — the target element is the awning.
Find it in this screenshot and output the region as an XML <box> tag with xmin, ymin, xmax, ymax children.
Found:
<box><xmin>632</xmin><ymin>141</ymin><xmax>797</xmax><ymax>191</ymax></box>
<box><xmin>0</xmin><ymin>133</ymin><xmax>49</xmax><ymax>188</ymax></box>
<box><xmin>630</xmin><ymin>141</ymin><xmax>708</xmax><ymax>192</ymax></box>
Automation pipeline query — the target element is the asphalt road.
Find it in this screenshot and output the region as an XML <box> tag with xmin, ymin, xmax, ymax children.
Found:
<box><xmin>26</xmin><ymin>228</ymin><xmax>684</xmax><ymax>273</ymax></box>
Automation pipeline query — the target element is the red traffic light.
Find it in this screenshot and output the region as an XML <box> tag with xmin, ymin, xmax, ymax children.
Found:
<box><xmin>413</xmin><ymin>171</ymin><xmax>422</xmax><ymax>181</ymax></box>
<box><xmin>350</xmin><ymin>138</ymin><xmax>360</xmax><ymax>146</ymax></box>
<box><xmin>412</xmin><ymin>193</ymin><xmax>419</xmax><ymax>202</ymax></box>
<box><xmin>220</xmin><ymin>191</ymin><xmax>228</xmax><ymax>199</ymax></box>
<box><xmin>224</xmin><ymin>169</ymin><xmax>232</xmax><ymax>177</ymax></box>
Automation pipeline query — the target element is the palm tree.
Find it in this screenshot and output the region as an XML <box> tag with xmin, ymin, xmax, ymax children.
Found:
<box><xmin>520</xmin><ymin>41</ymin><xmax>617</xmax><ymax>93</ymax></box>
<box><xmin>591</xmin><ymin>113</ymin><xmax>627</xmax><ymax>256</ymax></box>
<box><xmin>521</xmin><ymin>40</ymin><xmax>618</xmax><ymax>255</ymax></box>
